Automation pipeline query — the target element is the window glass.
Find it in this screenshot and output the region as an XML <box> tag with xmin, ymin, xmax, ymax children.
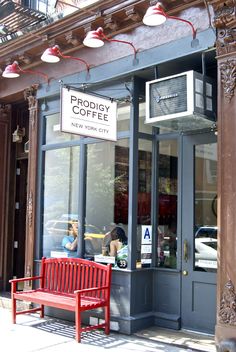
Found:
<box><xmin>45</xmin><ymin>113</ymin><xmax>80</xmax><ymax>144</ymax></box>
<box><xmin>42</xmin><ymin>146</ymin><xmax>80</xmax><ymax>257</ymax></box>
<box><xmin>45</xmin><ymin>102</ymin><xmax>130</xmax><ymax>144</ymax></box>
<box><xmin>117</xmin><ymin>103</ymin><xmax>130</xmax><ymax>132</ymax></box>
<box><xmin>157</xmin><ymin>139</ymin><xmax>178</xmax><ymax>268</ymax></box>
<box><xmin>139</xmin><ymin>102</ymin><xmax>152</xmax><ymax>134</ymax></box>
<box><xmin>137</xmin><ymin>140</ymin><xmax>152</xmax><ymax>267</ymax></box>
<box><xmin>86</xmin><ymin>139</ymin><xmax>129</xmax><ymax>268</ymax></box>
<box><xmin>194</xmin><ymin>143</ymin><xmax>217</xmax><ymax>272</ymax></box>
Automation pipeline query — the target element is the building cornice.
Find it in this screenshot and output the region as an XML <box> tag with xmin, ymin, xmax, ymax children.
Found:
<box><xmin>0</xmin><ymin>0</ymin><xmax>207</xmax><ymax>72</ymax></box>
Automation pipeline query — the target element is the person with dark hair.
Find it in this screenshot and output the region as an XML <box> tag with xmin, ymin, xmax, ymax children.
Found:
<box><xmin>61</xmin><ymin>221</ymin><xmax>78</xmax><ymax>257</ymax></box>
<box><xmin>109</xmin><ymin>226</ymin><xmax>127</xmax><ymax>257</ymax></box>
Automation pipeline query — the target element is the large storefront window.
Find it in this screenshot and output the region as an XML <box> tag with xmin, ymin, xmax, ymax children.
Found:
<box><xmin>41</xmin><ymin>100</ymin><xmax>131</xmax><ymax>262</ymax></box>
<box><xmin>157</xmin><ymin>139</ymin><xmax>178</xmax><ymax>268</ymax></box>
<box><xmin>85</xmin><ymin>139</ymin><xmax>129</xmax><ymax>266</ymax></box>
<box><xmin>42</xmin><ymin>146</ymin><xmax>80</xmax><ymax>257</ymax></box>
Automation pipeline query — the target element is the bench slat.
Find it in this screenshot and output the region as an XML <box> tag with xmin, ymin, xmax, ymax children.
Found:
<box><xmin>13</xmin><ymin>290</ymin><xmax>106</xmax><ymax>311</ymax></box>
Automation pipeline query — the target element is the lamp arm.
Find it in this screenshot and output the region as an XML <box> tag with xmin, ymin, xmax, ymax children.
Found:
<box><xmin>101</xmin><ymin>32</ymin><xmax>138</xmax><ymax>58</ymax></box>
<box><xmin>18</xmin><ymin>66</ymin><xmax>49</xmax><ymax>83</ymax></box>
<box><xmin>111</xmin><ymin>39</ymin><xmax>138</xmax><ymax>57</ymax></box>
<box><xmin>64</xmin><ymin>56</ymin><xmax>90</xmax><ymax>72</ymax></box>
<box><xmin>56</xmin><ymin>48</ymin><xmax>90</xmax><ymax>72</ymax></box>
<box><xmin>166</xmin><ymin>15</ymin><xmax>197</xmax><ymax>39</ymax></box>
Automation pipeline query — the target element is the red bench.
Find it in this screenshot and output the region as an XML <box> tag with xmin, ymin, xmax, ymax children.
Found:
<box><xmin>9</xmin><ymin>257</ymin><xmax>112</xmax><ymax>342</ymax></box>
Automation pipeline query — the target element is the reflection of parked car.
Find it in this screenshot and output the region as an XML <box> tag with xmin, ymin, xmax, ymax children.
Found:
<box><xmin>44</xmin><ymin>220</ymin><xmax>105</xmax><ymax>257</ymax></box>
<box><xmin>195</xmin><ymin>226</ymin><xmax>217</xmax><ymax>239</ymax></box>
<box><xmin>195</xmin><ymin>237</ymin><xmax>217</xmax><ymax>270</ymax></box>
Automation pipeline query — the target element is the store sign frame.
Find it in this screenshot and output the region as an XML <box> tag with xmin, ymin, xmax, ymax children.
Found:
<box><xmin>60</xmin><ymin>86</ymin><xmax>117</xmax><ymax>141</ymax></box>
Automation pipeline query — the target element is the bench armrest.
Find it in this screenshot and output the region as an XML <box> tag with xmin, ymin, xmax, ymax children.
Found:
<box><xmin>74</xmin><ymin>286</ymin><xmax>109</xmax><ymax>295</ymax></box>
<box><xmin>9</xmin><ymin>276</ymin><xmax>43</xmax><ymax>283</ymax></box>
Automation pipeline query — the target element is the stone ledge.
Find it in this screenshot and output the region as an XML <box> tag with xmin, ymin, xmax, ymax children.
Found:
<box><xmin>0</xmin><ymin>294</ymin><xmax>32</xmax><ymax>311</ymax></box>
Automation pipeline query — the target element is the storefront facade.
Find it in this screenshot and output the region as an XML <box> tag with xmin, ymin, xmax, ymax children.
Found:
<box><xmin>0</xmin><ymin>0</ymin><xmax>235</xmax><ymax>348</ymax></box>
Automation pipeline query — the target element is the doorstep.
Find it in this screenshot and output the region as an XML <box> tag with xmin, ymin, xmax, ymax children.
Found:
<box><xmin>134</xmin><ymin>326</ymin><xmax>216</xmax><ymax>352</ymax></box>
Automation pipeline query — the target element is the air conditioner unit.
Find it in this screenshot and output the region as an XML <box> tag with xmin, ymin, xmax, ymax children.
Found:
<box><xmin>145</xmin><ymin>70</ymin><xmax>216</xmax><ymax>132</ymax></box>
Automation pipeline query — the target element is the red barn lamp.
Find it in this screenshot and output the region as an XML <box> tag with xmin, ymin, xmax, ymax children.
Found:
<box><xmin>2</xmin><ymin>61</ymin><xmax>49</xmax><ymax>82</ymax></box>
<box><xmin>83</xmin><ymin>27</ymin><xmax>138</xmax><ymax>58</ymax></box>
<box><xmin>143</xmin><ymin>2</ymin><xmax>198</xmax><ymax>47</ymax></box>
<box><xmin>41</xmin><ymin>45</ymin><xmax>90</xmax><ymax>72</ymax></box>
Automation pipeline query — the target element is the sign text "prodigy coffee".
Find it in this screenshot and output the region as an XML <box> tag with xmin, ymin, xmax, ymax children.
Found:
<box><xmin>61</xmin><ymin>87</ymin><xmax>117</xmax><ymax>141</ymax></box>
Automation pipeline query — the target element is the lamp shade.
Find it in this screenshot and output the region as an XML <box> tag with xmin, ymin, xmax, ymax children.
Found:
<box><xmin>83</xmin><ymin>26</ymin><xmax>138</xmax><ymax>59</ymax></box>
<box><xmin>143</xmin><ymin>2</ymin><xmax>198</xmax><ymax>46</ymax></box>
<box><xmin>41</xmin><ymin>46</ymin><xmax>60</xmax><ymax>63</ymax></box>
<box><xmin>143</xmin><ymin>5</ymin><xmax>166</xmax><ymax>26</ymax></box>
<box><xmin>2</xmin><ymin>62</ymin><xmax>20</xmax><ymax>78</ymax></box>
<box><xmin>2</xmin><ymin>61</ymin><xmax>49</xmax><ymax>83</ymax></box>
<box><xmin>40</xmin><ymin>45</ymin><xmax>90</xmax><ymax>72</ymax></box>
<box><xmin>83</xmin><ymin>28</ymin><xmax>105</xmax><ymax>48</ymax></box>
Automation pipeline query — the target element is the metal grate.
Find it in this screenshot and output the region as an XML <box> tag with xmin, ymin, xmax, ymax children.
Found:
<box><xmin>0</xmin><ymin>0</ymin><xmax>47</xmax><ymax>42</ymax></box>
<box><xmin>150</xmin><ymin>75</ymin><xmax>187</xmax><ymax>118</ymax></box>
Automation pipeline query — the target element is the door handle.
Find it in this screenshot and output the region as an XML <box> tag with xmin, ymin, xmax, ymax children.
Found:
<box><xmin>183</xmin><ymin>239</ymin><xmax>188</xmax><ymax>262</ymax></box>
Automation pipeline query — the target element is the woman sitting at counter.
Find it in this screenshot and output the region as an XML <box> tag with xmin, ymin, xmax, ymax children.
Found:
<box><xmin>109</xmin><ymin>226</ymin><xmax>127</xmax><ymax>257</ymax></box>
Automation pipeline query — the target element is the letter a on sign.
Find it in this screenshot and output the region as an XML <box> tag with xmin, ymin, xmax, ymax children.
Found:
<box><xmin>141</xmin><ymin>226</ymin><xmax>152</xmax><ymax>244</ymax></box>
<box><xmin>144</xmin><ymin>228</ymin><xmax>150</xmax><ymax>239</ymax></box>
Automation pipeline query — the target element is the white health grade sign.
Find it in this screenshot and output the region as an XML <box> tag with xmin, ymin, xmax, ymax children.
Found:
<box><xmin>61</xmin><ymin>87</ymin><xmax>117</xmax><ymax>141</ymax></box>
<box><xmin>141</xmin><ymin>225</ymin><xmax>152</xmax><ymax>264</ymax></box>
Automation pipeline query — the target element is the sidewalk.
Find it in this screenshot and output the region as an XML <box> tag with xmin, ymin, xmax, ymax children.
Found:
<box><xmin>0</xmin><ymin>307</ymin><xmax>216</xmax><ymax>352</ymax></box>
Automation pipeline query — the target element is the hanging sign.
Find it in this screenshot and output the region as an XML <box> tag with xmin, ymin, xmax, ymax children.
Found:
<box><xmin>141</xmin><ymin>225</ymin><xmax>152</xmax><ymax>264</ymax></box>
<box><xmin>61</xmin><ymin>86</ymin><xmax>117</xmax><ymax>141</ymax></box>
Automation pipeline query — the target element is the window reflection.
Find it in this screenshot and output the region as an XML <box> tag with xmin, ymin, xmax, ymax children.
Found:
<box><xmin>194</xmin><ymin>143</ymin><xmax>217</xmax><ymax>272</ymax></box>
<box><xmin>45</xmin><ymin>113</ymin><xmax>80</xmax><ymax>144</ymax></box>
<box><xmin>44</xmin><ymin>103</ymin><xmax>130</xmax><ymax>145</ymax></box>
<box><xmin>139</xmin><ymin>102</ymin><xmax>152</xmax><ymax>134</ymax></box>
<box><xmin>137</xmin><ymin>140</ymin><xmax>152</xmax><ymax>266</ymax></box>
<box><xmin>117</xmin><ymin>103</ymin><xmax>130</xmax><ymax>132</ymax></box>
<box><xmin>85</xmin><ymin>139</ymin><xmax>129</xmax><ymax>268</ymax></box>
<box><xmin>157</xmin><ymin>140</ymin><xmax>178</xmax><ymax>269</ymax></box>
<box><xmin>42</xmin><ymin>147</ymin><xmax>80</xmax><ymax>257</ymax></box>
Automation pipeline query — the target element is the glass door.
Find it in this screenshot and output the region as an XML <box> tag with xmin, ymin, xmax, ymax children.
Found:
<box><xmin>181</xmin><ymin>132</ymin><xmax>217</xmax><ymax>333</ymax></box>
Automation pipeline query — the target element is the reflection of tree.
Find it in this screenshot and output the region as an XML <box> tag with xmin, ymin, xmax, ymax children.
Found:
<box><xmin>115</xmin><ymin>174</ymin><xmax>128</xmax><ymax>193</ymax></box>
<box><xmin>86</xmin><ymin>144</ymin><xmax>128</xmax><ymax>228</ymax></box>
<box><xmin>44</xmin><ymin>147</ymin><xmax>79</xmax><ymax>222</ymax></box>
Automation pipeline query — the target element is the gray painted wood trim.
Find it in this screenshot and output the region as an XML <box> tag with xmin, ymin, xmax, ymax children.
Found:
<box><xmin>127</xmin><ymin>77</ymin><xmax>139</xmax><ymax>270</ymax></box>
<box><xmin>37</xmin><ymin>29</ymin><xmax>216</xmax><ymax>99</ymax></box>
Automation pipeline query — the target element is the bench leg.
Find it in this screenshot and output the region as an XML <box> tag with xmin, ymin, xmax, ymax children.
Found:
<box><xmin>40</xmin><ymin>305</ymin><xmax>44</xmax><ymax>318</ymax></box>
<box><xmin>105</xmin><ymin>305</ymin><xmax>110</xmax><ymax>335</ymax></box>
<box><xmin>12</xmin><ymin>297</ymin><xmax>16</xmax><ymax>324</ymax></box>
<box><xmin>75</xmin><ymin>307</ymin><xmax>81</xmax><ymax>342</ymax></box>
